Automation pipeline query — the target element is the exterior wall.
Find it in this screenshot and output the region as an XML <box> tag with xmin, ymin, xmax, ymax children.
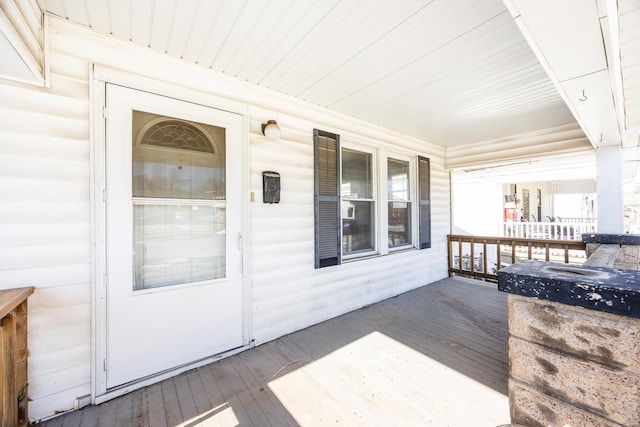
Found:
<box><xmin>451</xmin><ymin>177</ymin><xmax>503</xmax><ymax>236</ymax></box>
<box><xmin>551</xmin><ymin>179</ymin><xmax>597</xmax><ymax>194</ymax></box>
<box><xmin>516</xmin><ymin>182</ymin><xmax>551</xmax><ymax>222</ymax></box>
<box><xmin>445</xmin><ymin>122</ymin><xmax>591</xmax><ymax>170</ymax></box>
<box><xmin>0</xmin><ymin>17</ymin><xmax>449</xmax><ymax>421</ymax></box>
<box><xmin>0</xmin><ymin>32</ymin><xmax>91</xmax><ymax>420</ymax></box>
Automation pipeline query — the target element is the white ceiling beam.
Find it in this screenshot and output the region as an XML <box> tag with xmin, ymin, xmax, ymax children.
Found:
<box><xmin>599</xmin><ymin>0</ymin><xmax>634</xmax><ymax>147</ymax></box>
<box><xmin>502</xmin><ymin>0</ymin><xmax>626</xmax><ymax>148</ymax></box>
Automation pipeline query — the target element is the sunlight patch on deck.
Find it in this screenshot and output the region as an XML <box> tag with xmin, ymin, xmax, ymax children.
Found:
<box><xmin>176</xmin><ymin>402</ymin><xmax>238</xmax><ymax>427</ymax></box>
<box><xmin>269</xmin><ymin>331</ymin><xmax>509</xmax><ymax>426</ymax></box>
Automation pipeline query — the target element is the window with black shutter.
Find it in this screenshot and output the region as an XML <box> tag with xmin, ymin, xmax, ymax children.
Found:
<box><xmin>314</xmin><ymin>130</ymin><xmax>432</xmax><ymax>267</ymax></box>
<box><xmin>314</xmin><ymin>129</ymin><xmax>341</xmax><ymax>268</ymax></box>
<box><xmin>418</xmin><ymin>156</ymin><xmax>431</xmax><ymax>249</ymax></box>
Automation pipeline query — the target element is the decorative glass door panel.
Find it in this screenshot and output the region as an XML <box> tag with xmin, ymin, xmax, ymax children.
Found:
<box><xmin>133</xmin><ymin>203</ymin><xmax>226</xmax><ymax>289</ymax></box>
<box><xmin>132</xmin><ymin>111</ymin><xmax>227</xmax><ymax>290</ymax></box>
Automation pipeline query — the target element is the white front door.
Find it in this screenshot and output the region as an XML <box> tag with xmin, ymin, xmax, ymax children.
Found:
<box><xmin>104</xmin><ymin>84</ymin><xmax>244</xmax><ymax>389</ymax></box>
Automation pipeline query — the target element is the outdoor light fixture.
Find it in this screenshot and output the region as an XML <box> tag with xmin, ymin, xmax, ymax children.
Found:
<box><xmin>261</xmin><ymin>120</ymin><xmax>281</xmax><ymax>140</ymax></box>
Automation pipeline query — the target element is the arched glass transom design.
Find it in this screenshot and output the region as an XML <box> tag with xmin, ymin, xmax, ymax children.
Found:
<box><xmin>138</xmin><ymin>118</ymin><xmax>217</xmax><ymax>154</ymax></box>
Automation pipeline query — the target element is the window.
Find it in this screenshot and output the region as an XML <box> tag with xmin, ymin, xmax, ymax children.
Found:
<box><xmin>314</xmin><ymin>129</ymin><xmax>432</xmax><ymax>268</ymax></box>
<box><xmin>342</xmin><ymin>148</ymin><xmax>375</xmax><ymax>256</ymax></box>
<box><xmin>132</xmin><ymin>111</ymin><xmax>227</xmax><ymax>289</ymax></box>
<box><xmin>418</xmin><ymin>156</ymin><xmax>431</xmax><ymax>249</ymax></box>
<box><xmin>388</xmin><ymin>158</ymin><xmax>411</xmax><ymax>248</ymax></box>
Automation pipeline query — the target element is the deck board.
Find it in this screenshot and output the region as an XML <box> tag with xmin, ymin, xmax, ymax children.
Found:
<box><xmin>173</xmin><ymin>373</ymin><xmax>198</xmax><ymax>424</ymax></box>
<box><xmin>130</xmin><ymin>389</ymin><xmax>145</xmax><ymax>426</ymax></box>
<box><xmin>37</xmin><ymin>277</ymin><xmax>510</xmax><ymax>426</ymax></box>
<box><xmin>113</xmin><ymin>391</ymin><xmax>134</xmax><ymax>427</ymax></box>
<box><xmin>141</xmin><ymin>383</ymin><xmax>166</xmax><ymax>427</ymax></box>
<box><xmin>97</xmin><ymin>400</ymin><xmax>116</xmax><ymax>427</ymax></box>
<box><xmin>77</xmin><ymin>403</ymin><xmax>99</xmax><ymax>427</ymax></box>
<box><xmin>207</xmin><ymin>359</ymin><xmax>255</xmax><ymax>426</ymax></box>
<box><xmin>230</xmin><ymin>349</ymin><xmax>294</xmax><ymax>427</ymax></box>
<box><xmin>160</xmin><ymin>379</ymin><xmax>182</xmax><ymax>426</ymax></box>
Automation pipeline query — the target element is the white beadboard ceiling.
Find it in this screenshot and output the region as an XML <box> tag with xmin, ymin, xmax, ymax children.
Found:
<box><xmin>37</xmin><ymin>0</ymin><xmax>600</xmax><ymax>148</ymax></box>
<box><xmin>620</xmin><ymin>0</ymin><xmax>640</xmax><ymax>136</ymax></box>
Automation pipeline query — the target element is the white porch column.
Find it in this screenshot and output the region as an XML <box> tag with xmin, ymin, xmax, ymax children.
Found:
<box><xmin>596</xmin><ymin>146</ymin><xmax>624</xmax><ymax>233</ymax></box>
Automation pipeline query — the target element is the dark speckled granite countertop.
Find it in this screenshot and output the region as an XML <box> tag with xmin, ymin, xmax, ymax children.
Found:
<box><xmin>497</xmin><ymin>260</ymin><xmax>640</xmax><ymax>319</ymax></box>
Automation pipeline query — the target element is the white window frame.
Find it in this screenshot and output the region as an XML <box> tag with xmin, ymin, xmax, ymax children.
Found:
<box><xmin>386</xmin><ymin>152</ymin><xmax>417</xmax><ymax>252</ymax></box>
<box><xmin>314</xmin><ymin>129</ymin><xmax>431</xmax><ymax>268</ymax></box>
<box><xmin>340</xmin><ymin>142</ymin><xmax>378</xmax><ymax>260</ymax></box>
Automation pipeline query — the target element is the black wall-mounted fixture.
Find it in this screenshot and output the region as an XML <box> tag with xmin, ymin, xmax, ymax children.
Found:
<box><xmin>262</xmin><ymin>171</ymin><xmax>280</xmax><ymax>203</ymax></box>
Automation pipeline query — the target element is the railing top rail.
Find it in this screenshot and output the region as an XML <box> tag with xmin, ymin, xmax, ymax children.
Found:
<box><xmin>448</xmin><ymin>234</ymin><xmax>586</xmax><ymax>249</ymax></box>
<box><xmin>0</xmin><ymin>287</ymin><xmax>34</xmax><ymax>319</ymax></box>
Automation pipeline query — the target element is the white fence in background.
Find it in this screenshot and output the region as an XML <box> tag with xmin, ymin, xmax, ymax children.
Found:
<box><xmin>502</xmin><ymin>218</ymin><xmax>596</xmax><ymax>241</ymax></box>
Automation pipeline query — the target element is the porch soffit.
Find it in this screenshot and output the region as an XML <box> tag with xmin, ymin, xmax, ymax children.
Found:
<box><xmin>620</xmin><ymin>0</ymin><xmax>640</xmax><ymax>139</ymax></box>
<box><xmin>38</xmin><ymin>0</ymin><xmax>579</xmax><ymax>148</ymax></box>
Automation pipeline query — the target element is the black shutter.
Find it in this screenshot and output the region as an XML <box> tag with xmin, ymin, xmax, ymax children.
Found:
<box><xmin>314</xmin><ymin>129</ymin><xmax>341</xmax><ymax>268</ymax></box>
<box><xmin>418</xmin><ymin>156</ymin><xmax>431</xmax><ymax>249</ymax></box>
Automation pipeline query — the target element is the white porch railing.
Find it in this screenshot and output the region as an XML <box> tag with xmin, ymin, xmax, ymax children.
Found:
<box><xmin>501</xmin><ymin>219</ymin><xmax>596</xmax><ymax>241</ymax></box>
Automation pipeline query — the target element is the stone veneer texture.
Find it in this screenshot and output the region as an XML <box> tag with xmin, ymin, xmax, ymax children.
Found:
<box><xmin>498</xmin><ymin>260</ymin><xmax>640</xmax><ymax>426</ymax></box>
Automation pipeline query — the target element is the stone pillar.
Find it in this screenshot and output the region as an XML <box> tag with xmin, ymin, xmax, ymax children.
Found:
<box><xmin>498</xmin><ymin>260</ymin><xmax>640</xmax><ymax>427</ymax></box>
<box><xmin>583</xmin><ymin>233</ymin><xmax>640</xmax><ymax>270</ymax></box>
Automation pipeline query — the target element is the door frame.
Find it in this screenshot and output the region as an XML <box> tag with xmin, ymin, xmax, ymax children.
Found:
<box><xmin>90</xmin><ymin>65</ymin><xmax>252</xmax><ymax>403</ymax></box>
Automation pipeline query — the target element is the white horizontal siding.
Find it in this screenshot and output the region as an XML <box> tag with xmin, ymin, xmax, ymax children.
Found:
<box><xmin>1</xmin><ymin>16</ymin><xmax>450</xmax><ymax>421</ymax></box>
<box><xmin>446</xmin><ymin>122</ymin><xmax>592</xmax><ymax>170</ymax></box>
<box><xmin>0</xmin><ymin>16</ymin><xmax>92</xmax><ymax>422</ymax></box>
<box><xmin>552</xmin><ymin>179</ymin><xmax>597</xmax><ymax>194</ymax></box>
<box><xmin>248</xmin><ymin>106</ymin><xmax>450</xmax><ymax>344</ymax></box>
<box><xmin>0</xmin><ymin>264</ymin><xmax>89</xmax><ymax>290</ymax></box>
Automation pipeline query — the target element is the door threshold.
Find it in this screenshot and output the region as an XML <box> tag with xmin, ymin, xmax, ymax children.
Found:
<box><xmin>95</xmin><ymin>343</ymin><xmax>253</xmax><ymax>405</ymax></box>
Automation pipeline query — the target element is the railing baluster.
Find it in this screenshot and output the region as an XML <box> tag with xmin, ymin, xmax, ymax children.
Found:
<box><xmin>448</xmin><ymin>237</ymin><xmax>453</xmax><ymax>276</ymax></box>
<box><xmin>483</xmin><ymin>240</ymin><xmax>488</xmax><ymax>274</ymax></box>
<box><xmin>470</xmin><ymin>239</ymin><xmax>475</xmax><ymax>273</ymax></box>
<box><xmin>458</xmin><ymin>237</ymin><xmax>463</xmax><ymax>271</ymax></box>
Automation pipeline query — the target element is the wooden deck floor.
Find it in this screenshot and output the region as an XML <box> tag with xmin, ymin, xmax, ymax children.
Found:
<box><xmin>37</xmin><ymin>277</ymin><xmax>510</xmax><ymax>427</ymax></box>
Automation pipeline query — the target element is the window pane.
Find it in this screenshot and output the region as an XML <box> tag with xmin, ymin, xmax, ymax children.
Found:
<box><xmin>342</xmin><ymin>149</ymin><xmax>372</xmax><ymax>199</ymax></box>
<box><xmin>388</xmin><ymin>159</ymin><xmax>410</xmax><ymax>201</ymax></box>
<box><xmin>389</xmin><ymin>202</ymin><xmax>411</xmax><ymax>247</ymax></box>
<box><xmin>133</xmin><ymin>204</ymin><xmax>226</xmax><ymax>290</ymax></box>
<box><xmin>419</xmin><ymin>156</ymin><xmax>431</xmax><ymax>249</ymax></box>
<box><xmin>342</xmin><ymin>200</ymin><xmax>374</xmax><ymax>253</ymax></box>
<box><xmin>132</xmin><ymin>110</ymin><xmax>226</xmax><ymax>200</ymax></box>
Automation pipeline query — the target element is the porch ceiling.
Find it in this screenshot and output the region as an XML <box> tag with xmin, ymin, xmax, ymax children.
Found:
<box><xmin>38</xmin><ymin>0</ymin><xmax>580</xmax><ymax>147</ymax></box>
<box><xmin>40</xmin><ymin>0</ymin><xmax>574</xmax><ymax>145</ymax></box>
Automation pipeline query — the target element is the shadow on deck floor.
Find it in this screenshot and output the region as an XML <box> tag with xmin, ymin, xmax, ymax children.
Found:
<box><xmin>38</xmin><ymin>276</ymin><xmax>510</xmax><ymax>426</ymax></box>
